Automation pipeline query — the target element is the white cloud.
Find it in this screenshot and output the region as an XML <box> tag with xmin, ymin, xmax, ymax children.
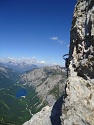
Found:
<box><xmin>50</xmin><ymin>36</ymin><xmax>65</xmax><ymax>45</ymax></box>
<box><xmin>32</xmin><ymin>57</ymin><xmax>36</xmax><ymax>59</ymax></box>
<box><xmin>39</xmin><ymin>61</ymin><xmax>46</xmax><ymax>64</ymax></box>
<box><xmin>58</xmin><ymin>40</ymin><xmax>63</xmax><ymax>44</ymax></box>
<box><xmin>53</xmin><ymin>63</ymin><xmax>57</xmax><ymax>65</ymax></box>
<box><xmin>50</xmin><ymin>36</ymin><xmax>58</xmax><ymax>41</ymax></box>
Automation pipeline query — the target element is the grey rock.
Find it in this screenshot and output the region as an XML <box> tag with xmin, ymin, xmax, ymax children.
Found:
<box><xmin>61</xmin><ymin>0</ymin><xmax>94</xmax><ymax>125</ymax></box>
<box><xmin>23</xmin><ymin>106</ymin><xmax>52</xmax><ymax>125</ymax></box>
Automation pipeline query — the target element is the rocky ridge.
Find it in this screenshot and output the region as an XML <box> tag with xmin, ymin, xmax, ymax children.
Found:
<box><xmin>61</xmin><ymin>0</ymin><xmax>94</xmax><ymax>125</ymax></box>
<box><xmin>23</xmin><ymin>106</ymin><xmax>52</xmax><ymax>125</ymax></box>
<box><xmin>21</xmin><ymin>65</ymin><xmax>66</xmax><ymax>106</ymax></box>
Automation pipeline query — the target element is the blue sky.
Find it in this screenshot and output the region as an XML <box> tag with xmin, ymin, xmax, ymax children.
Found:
<box><xmin>0</xmin><ymin>0</ymin><xmax>76</xmax><ymax>66</ymax></box>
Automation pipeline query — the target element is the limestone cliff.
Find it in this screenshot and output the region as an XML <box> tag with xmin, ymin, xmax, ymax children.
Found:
<box><xmin>61</xmin><ymin>0</ymin><xmax>94</xmax><ymax>125</ymax></box>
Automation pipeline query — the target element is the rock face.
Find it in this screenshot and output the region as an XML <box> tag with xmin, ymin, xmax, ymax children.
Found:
<box><xmin>23</xmin><ymin>106</ymin><xmax>52</xmax><ymax>125</ymax></box>
<box><xmin>61</xmin><ymin>0</ymin><xmax>94</xmax><ymax>125</ymax></box>
<box><xmin>23</xmin><ymin>94</ymin><xmax>65</xmax><ymax>125</ymax></box>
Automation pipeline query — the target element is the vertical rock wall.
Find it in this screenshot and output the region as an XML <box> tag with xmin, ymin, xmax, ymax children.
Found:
<box><xmin>61</xmin><ymin>0</ymin><xmax>94</xmax><ymax>125</ymax></box>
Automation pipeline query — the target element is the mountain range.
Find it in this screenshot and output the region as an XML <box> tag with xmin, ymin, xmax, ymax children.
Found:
<box><xmin>0</xmin><ymin>57</ymin><xmax>38</xmax><ymax>73</ymax></box>
<box><xmin>0</xmin><ymin>63</ymin><xmax>66</xmax><ymax>125</ymax></box>
<box><xmin>20</xmin><ymin>65</ymin><xmax>66</xmax><ymax>106</ymax></box>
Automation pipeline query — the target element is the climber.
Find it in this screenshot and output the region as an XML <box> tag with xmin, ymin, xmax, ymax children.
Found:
<box><xmin>63</xmin><ymin>54</ymin><xmax>69</xmax><ymax>78</ymax></box>
<box><xmin>63</xmin><ymin>54</ymin><xmax>69</xmax><ymax>68</ymax></box>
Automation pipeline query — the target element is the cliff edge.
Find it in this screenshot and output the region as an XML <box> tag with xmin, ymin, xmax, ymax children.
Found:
<box><xmin>61</xmin><ymin>0</ymin><xmax>94</xmax><ymax>125</ymax></box>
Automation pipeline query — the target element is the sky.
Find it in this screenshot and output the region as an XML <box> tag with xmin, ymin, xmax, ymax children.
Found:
<box><xmin>0</xmin><ymin>0</ymin><xmax>76</xmax><ymax>66</ymax></box>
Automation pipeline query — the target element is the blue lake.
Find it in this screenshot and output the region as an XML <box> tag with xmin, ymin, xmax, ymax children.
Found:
<box><xmin>16</xmin><ymin>88</ymin><xmax>27</xmax><ymax>98</ymax></box>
